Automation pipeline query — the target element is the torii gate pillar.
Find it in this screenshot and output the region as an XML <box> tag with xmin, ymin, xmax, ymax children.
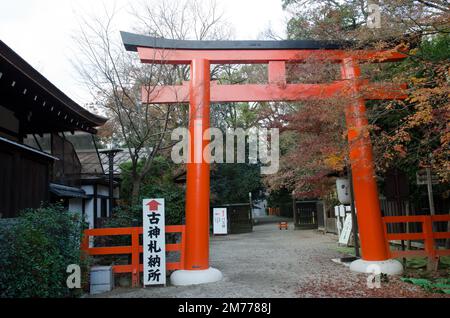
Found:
<box><xmin>170</xmin><ymin>59</ymin><xmax>223</xmax><ymax>286</ymax></box>
<box><xmin>341</xmin><ymin>58</ymin><xmax>402</xmax><ymax>275</ymax></box>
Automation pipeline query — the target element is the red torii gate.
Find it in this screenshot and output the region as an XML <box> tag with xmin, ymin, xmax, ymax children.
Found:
<box><xmin>121</xmin><ymin>32</ymin><xmax>407</xmax><ymax>285</ymax></box>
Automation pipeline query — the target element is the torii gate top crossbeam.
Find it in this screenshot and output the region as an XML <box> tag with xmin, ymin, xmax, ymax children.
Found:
<box><xmin>120</xmin><ymin>32</ymin><xmax>407</xmax><ymax>104</ymax></box>
<box><xmin>121</xmin><ymin>31</ymin><xmax>350</xmax><ymax>51</ymax></box>
<box><xmin>120</xmin><ymin>32</ymin><xmax>407</xmax><ymax>64</ymax></box>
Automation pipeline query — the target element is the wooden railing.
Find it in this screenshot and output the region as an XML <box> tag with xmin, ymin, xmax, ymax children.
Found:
<box><xmin>81</xmin><ymin>225</ymin><xmax>185</xmax><ymax>287</ymax></box>
<box><xmin>383</xmin><ymin>215</ymin><xmax>450</xmax><ymax>261</ymax></box>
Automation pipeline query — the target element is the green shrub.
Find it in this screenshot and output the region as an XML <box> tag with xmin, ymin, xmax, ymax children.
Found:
<box><xmin>139</xmin><ymin>182</ymin><xmax>185</xmax><ymax>225</ymax></box>
<box><xmin>0</xmin><ymin>204</ymin><xmax>87</xmax><ymax>298</ymax></box>
<box><xmin>118</xmin><ymin>156</ymin><xmax>185</xmax><ymax>226</ymax></box>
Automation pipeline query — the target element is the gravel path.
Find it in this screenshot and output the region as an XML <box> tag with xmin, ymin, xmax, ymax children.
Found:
<box><xmin>94</xmin><ymin>221</ymin><xmax>448</xmax><ymax>298</ymax></box>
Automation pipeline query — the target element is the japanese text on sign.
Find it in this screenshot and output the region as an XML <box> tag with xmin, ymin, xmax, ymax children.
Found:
<box><xmin>143</xmin><ymin>199</ymin><xmax>166</xmax><ymax>286</ymax></box>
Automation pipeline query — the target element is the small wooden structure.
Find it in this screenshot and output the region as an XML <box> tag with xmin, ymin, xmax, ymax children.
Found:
<box><xmin>278</xmin><ymin>222</ymin><xmax>288</xmax><ymax>230</ymax></box>
<box><xmin>293</xmin><ymin>200</ymin><xmax>321</xmax><ymax>230</ymax></box>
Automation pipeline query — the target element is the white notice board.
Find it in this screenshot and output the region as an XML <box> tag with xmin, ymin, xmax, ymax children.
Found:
<box><xmin>339</xmin><ymin>205</ymin><xmax>346</xmax><ymax>217</ymax></box>
<box><xmin>143</xmin><ymin>198</ymin><xmax>166</xmax><ymax>286</ymax></box>
<box><xmin>213</xmin><ymin>208</ymin><xmax>228</xmax><ymax>235</ymax></box>
<box><xmin>339</xmin><ymin>213</ymin><xmax>353</xmax><ymax>245</ymax></box>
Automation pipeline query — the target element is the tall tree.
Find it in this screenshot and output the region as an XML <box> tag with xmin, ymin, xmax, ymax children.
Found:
<box><xmin>268</xmin><ymin>0</ymin><xmax>449</xmax><ymax>198</ymax></box>
<box><xmin>72</xmin><ymin>0</ymin><xmax>231</xmax><ymax>205</ymax></box>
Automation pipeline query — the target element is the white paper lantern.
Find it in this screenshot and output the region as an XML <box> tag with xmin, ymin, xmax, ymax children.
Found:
<box><xmin>336</xmin><ymin>178</ymin><xmax>351</xmax><ymax>204</ymax></box>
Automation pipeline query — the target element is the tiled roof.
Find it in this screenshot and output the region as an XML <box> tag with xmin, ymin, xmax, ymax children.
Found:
<box><xmin>77</xmin><ymin>148</ymin><xmax>147</xmax><ymax>175</ymax></box>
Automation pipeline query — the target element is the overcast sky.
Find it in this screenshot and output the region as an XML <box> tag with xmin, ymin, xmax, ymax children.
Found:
<box><xmin>0</xmin><ymin>0</ymin><xmax>288</xmax><ymax>106</ymax></box>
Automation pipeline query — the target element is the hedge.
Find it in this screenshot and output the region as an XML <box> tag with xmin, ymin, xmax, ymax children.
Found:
<box><xmin>0</xmin><ymin>204</ymin><xmax>87</xmax><ymax>298</ymax></box>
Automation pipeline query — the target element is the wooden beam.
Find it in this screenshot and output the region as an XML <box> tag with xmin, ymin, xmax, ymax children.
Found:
<box><xmin>142</xmin><ymin>82</ymin><xmax>407</xmax><ymax>104</ymax></box>
<box><xmin>268</xmin><ymin>61</ymin><xmax>286</xmax><ymax>85</ymax></box>
<box><xmin>138</xmin><ymin>47</ymin><xmax>407</xmax><ymax>65</ymax></box>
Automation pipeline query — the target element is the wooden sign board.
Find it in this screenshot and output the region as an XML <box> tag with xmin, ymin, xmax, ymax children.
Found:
<box><xmin>213</xmin><ymin>207</ymin><xmax>228</xmax><ymax>235</ymax></box>
<box><xmin>143</xmin><ymin>198</ymin><xmax>166</xmax><ymax>286</ymax></box>
<box><xmin>416</xmin><ymin>170</ymin><xmax>439</xmax><ymax>185</ymax></box>
<box><xmin>339</xmin><ymin>214</ymin><xmax>353</xmax><ymax>245</ymax></box>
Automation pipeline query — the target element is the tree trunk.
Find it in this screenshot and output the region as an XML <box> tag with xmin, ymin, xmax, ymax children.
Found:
<box><xmin>131</xmin><ymin>175</ymin><xmax>141</xmax><ymax>206</ymax></box>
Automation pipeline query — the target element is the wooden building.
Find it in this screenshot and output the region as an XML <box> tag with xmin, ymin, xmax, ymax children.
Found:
<box><xmin>0</xmin><ymin>39</ymin><xmax>109</xmax><ymax>225</ymax></box>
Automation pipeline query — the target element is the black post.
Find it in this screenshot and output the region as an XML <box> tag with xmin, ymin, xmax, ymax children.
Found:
<box><xmin>348</xmin><ymin>166</ymin><xmax>360</xmax><ymax>258</ymax></box>
<box><xmin>108</xmin><ymin>151</ymin><xmax>114</xmax><ymax>216</ymax></box>
<box><xmin>394</xmin><ymin>169</ymin><xmax>407</xmax><ymax>267</ymax></box>
<box><xmin>249</xmin><ymin>192</ymin><xmax>253</xmax><ymax>229</ymax></box>
<box><xmin>292</xmin><ymin>191</ymin><xmax>297</xmax><ymax>229</ymax></box>
<box><xmin>99</xmin><ymin>148</ymin><xmax>123</xmax><ymax>217</ymax></box>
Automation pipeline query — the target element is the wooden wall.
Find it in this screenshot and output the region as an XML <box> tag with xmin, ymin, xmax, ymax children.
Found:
<box><xmin>0</xmin><ymin>139</ymin><xmax>52</xmax><ymax>218</ymax></box>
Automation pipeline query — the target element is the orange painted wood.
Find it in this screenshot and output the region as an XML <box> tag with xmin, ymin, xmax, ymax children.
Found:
<box><xmin>80</xmin><ymin>234</ymin><xmax>89</xmax><ymax>250</ymax></box>
<box><xmin>436</xmin><ymin>250</ymin><xmax>450</xmax><ymax>256</ymax></box>
<box><xmin>391</xmin><ymin>250</ymin><xmax>428</xmax><ymax>258</ymax></box>
<box><xmin>431</xmin><ymin>215</ymin><xmax>450</xmax><ymax>222</ymax></box>
<box><xmin>112</xmin><ymin>265</ymin><xmax>132</xmax><ymax>273</ymax></box>
<box><xmin>138</xmin><ymin>47</ymin><xmax>407</xmax><ymax>65</ymax></box>
<box><xmin>166</xmin><ymin>263</ymin><xmax>182</xmax><ymax>271</ymax></box>
<box><xmin>84</xmin><ymin>227</ymin><xmax>137</xmax><ymax>236</ymax></box>
<box><xmin>433</xmin><ymin>232</ymin><xmax>450</xmax><ymax>239</ymax></box>
<box><xmin>184</xmin><ymin>58</ymin><xmax>211</xmax><ymax>271</ymax></box>
<box><xmin>382</xmin><ymin>215</ymin><xmax>450</xmax><ymax>261</ymax></box>
<box><xmin>166</xmin><ymin>243</ymin><xmax>182</xmax><ymax>251</ymax></box>
<box><xmin>268</xmin><ymin>61</ymin><xmax>286</xmax><ymax>85</ymax></box>
<box><xmin>84</xmin><ymin>225</ymin><xmax>184</xmax><ymax>236</ymax></box>
<box><xmin>341</xmin><ymin>58</ymin><xmax>389</xmax><ymax>261</ymax></box>
<box><xmin>131</xmin><ymin>227</ymin><xmax>140</xmax><ymax>287</ymax></box>
<box><xmin>180</xmin><ymin>226</ymin><xmax>186</xmax><ymax>269</ymax></box>
<box><xmin>383</xmin><ymin>215</ymin><xmax>426</xmax><ymax>223</ymax></box>
<box><xmin>81</xmin><ymin>225</ymin><xmax>186</xmax><ymax>287</ymax></box>
<box><xmin>87</xmin><ymin>246</ymin><xmax>132</xmax><ymax>255</ymax></box>
<box><xmin>423</xmin><ymin>217</ymin><xmax>437</xmax><ymax>259</ymax></box>
<box><xmin>279</xmin><ymin>222</ymin><xmax>288</xmax><ymax>230</ymax></box>
<box><xmin>142</xmin><ymin>82</ymin><xmax>407</xmax><ymax>104</ymax></box>
<box><xmin>386</xmin><ymin>233</ymin><xmax>424</xmax><ymax>241</ymax></box>
<box><xmin>166</xmin><ymin>225</ymin><xmax>186</xmax><ymax>232</ymax></box>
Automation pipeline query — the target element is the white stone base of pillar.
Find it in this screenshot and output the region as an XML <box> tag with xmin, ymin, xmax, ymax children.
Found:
<box><xmin>170</xmin><ymin>267</ymin><xmax>223</xmax><ymax>286</ymax></box>
<box><xmin>350</xmin><ymin>259</ymin><xmax>403</xmax><ymax>275</ymax></box>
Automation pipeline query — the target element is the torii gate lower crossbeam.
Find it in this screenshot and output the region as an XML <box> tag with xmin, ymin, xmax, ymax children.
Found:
<box><xmin>121</xmin><ymin>32</ymin><xmax>407</xmax><ymax>285</ymax></box>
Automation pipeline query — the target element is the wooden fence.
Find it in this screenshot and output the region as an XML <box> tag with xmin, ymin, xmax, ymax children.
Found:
<box><xmin>383</xmin><ymin>215</ymin><xmax>450</xmax><ymax>261</ymax></box>
<box><xmin>81</xmin><ymin>225</ymin><xmax>185</xmax><ymax>287</ymax></box>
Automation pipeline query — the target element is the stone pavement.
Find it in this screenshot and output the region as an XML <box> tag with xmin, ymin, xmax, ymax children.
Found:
<box><xmin>93</xmin><ymin>222</ymin><xmax>447</xmax><ymax>298</ymax></box>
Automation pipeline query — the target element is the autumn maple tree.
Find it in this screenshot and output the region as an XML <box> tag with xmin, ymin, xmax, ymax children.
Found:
<box><xmin>267</xmin><ymin>0</ymin><xmax>449</xmax><ymax>200</ymax></box>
